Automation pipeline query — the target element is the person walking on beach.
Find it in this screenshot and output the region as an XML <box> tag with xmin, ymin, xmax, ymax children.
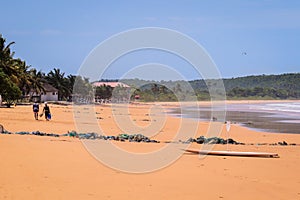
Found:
<box><xmin>32</xmin><ymin>102</ymin><xmax>39</xmax><ymax>120</ymax></box>
<box><xmin>42</xmin><ymin>102</ymin><xmax>51</xmax><ymax>121</ymax></box>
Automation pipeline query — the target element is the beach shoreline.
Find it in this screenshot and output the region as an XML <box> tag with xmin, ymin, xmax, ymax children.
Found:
<box><xmin>1</xmin><ymin>100</ymin><xmax>300</xmax><ymax>199</ymax></box>
<box><xmin>168</xmin><ymin>100</ymin><xmax>300</xmax><ymax>134</ymax></box>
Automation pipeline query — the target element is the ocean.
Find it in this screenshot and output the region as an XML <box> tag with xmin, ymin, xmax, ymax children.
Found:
<box><xmin>170</xmin><ymin>102</ymin><xmax>300</xmax><ymax>134</ymax></box>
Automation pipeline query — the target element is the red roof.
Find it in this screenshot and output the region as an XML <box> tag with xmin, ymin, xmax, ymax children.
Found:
<box><xmin>92</xmin><ymin>82</ymin><xmax>130</xmax><ymax>88</ymax></box>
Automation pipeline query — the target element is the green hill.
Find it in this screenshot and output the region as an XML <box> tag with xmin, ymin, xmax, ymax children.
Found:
<box><xmin>122</xmin><ymin>73</ymin><xmax>300</xmax><ymax>101</ymax></box>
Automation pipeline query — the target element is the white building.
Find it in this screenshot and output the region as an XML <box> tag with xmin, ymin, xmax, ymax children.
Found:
<box><xmin>41</xmin><ymin>84</ymin><xmax>58</xmax><ymax>102</ymax></box>
<box><xmin>30</xmin><ymin>83</ymin><xmax>58</xmax><ymax>102</ymax></box>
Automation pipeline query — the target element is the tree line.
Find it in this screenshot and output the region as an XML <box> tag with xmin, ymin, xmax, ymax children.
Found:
<box><xmin>123</xmin><ymin>73</ymin><xmax>300</xmax><ymax>101</ymax></box>
<box><xmin>1</xmin><ymin>34</ymin><xmax>299</xmax><ymax>105</ymax></box>
<box><xmin>0</xmin><ymin>35</ymin><xmax>90</xmax><ymax>106</ymax></box>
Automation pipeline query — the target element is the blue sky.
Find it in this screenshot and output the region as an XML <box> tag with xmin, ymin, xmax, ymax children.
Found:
<box><xmin>1</xmin><ymin>0</ymin><xmax>300</xmax><ymax>80</ymax></box>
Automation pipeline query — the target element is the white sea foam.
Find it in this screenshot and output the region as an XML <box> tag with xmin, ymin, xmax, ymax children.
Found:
<box><xmin>173</xmin><ymin>101</ymin><xmax>300</xmax><ymax>133</ymax></box>
<box><xmin>249</xmin><ymin>102</ymin><xmax>300</xmax><ymax>113</ymax></box>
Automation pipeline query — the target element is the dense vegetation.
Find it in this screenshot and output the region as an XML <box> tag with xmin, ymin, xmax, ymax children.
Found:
<box><xmin>124</xmin><ymin>74</ymin><xmax>300</xmax><ymax>101</ymax></box>
<box><xmin>189</xmin><ymin>74</ymin><xmax>300</xmax><ymax>100</ymax></box>
<box><xmin>0</xmin><ymin>35</ymin><xmax>91</xmax><ymax>106</ymax></box>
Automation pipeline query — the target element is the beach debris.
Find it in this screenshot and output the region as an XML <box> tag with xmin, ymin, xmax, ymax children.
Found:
<box><xmin>0</xmin><ymin>129</ymin><xmax>298</xmax><ymax>146</ymax></box>
<box><xmin>78</xmin><ymin>133</ymin><xmax>98</xmax><ymax>139</ymax></box>
<box><xmin>278</xmin><ymin>141</ymin><xmax>288</xmax><ymax>146</ymax></box>
<box><xmin>60</xmin><ymin>131</ymin><xmax>160</xmax><ymax>143</ymax></box>
<box><xmin>13</xmin><ymin>131</ymin><xmax>60</xmax><ymax>137</ymax></box>
<box><xmin>124</xmin><ymin>134</ymin><xmax>159</xmax><ymax>143</ymax></box>
<box><xmin>289</xmin><ymin>143</ymin><xmax>297</xmax><ymax>146</ymax></box>
<box><xmin>15</xmin><ymin>131</ymin><xmax>30</xmax><ymax>135</ymax></box>
<box><xmin>181</xmin><ymin>136</ymin><xmax>245</xmax><ymax>145</ymax></box>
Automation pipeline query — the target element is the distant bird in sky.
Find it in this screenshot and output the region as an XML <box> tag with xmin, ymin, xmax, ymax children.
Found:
<box><xmin>242</xmin><ymin>52</ymin><xmax>247</xmax><ymax>55</ymax></box>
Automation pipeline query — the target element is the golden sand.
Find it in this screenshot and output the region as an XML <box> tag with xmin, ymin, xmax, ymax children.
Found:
<box><xmin>1</xmin><ymin>102</ymin><xmax>300</xmax><ymax>199</ymax></box>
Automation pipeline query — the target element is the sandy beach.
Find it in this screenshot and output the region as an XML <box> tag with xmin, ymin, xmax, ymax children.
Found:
<box><xmin>1</xmin><ymin>101</ymin><xmax>300</xmax><ymax>199</ymax></box>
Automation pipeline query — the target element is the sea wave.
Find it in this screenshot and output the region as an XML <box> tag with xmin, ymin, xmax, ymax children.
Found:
<box><xmin>249</xmin><ymin>103</ymin><xmax>300</xmax><ymax>113</ymax></box>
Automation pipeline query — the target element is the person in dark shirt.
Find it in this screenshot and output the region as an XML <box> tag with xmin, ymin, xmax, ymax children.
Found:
<box><xmin>32</xmin><ymin>102</ymin><xmax>39</xmax><ymax>120</ymax></box>
<box><xmin>42</xmin><ymin>102</ymin><xmax>51</xmax><ymax>121</ymax></box>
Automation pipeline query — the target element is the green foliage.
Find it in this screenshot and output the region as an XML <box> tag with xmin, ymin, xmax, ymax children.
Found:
<box><xmin>46</xmin><ymin>68</ymin><xmax>69</xmax><ymax>100</ymax></box>
<box><xmin>0</xmin><ymin>35</ymin><xmax>24</xmax><ymax>105</ymax></box>
<box><xmin>226</xmin><ymin>86</ymin><xmax>297</xmax><ymax>99</ymax></box>
<box><xmin>72</xmin><ymin>76</ymin><xmax>94</xmax><ymax>103</ymax></box>
<box><xmin>95</xmin><ymin>85</ymin><xmax>113</xmax><ymax>100</ymax></box>
<box><xmin>0</xmin><ymin>69</ymin><xmax>22</xmax><ymax>106</ymax></box>
<box><xmin>73</xmin><ymin>76</ymin><xmax>93</xmax><ymax>96</ymax></box>
<box><xmin>111</xmin><ymin>86</ymin><xmax>131</xmax><ymax>102</ymax></box>
<box><xmin>223</xmin><ymin>74</ymin><xmax>300</xmax><ymax>99</ymax></box>
<box><xmin>196</xmin><ymin>90</ymin><xmax>210</xmax><ymax>101</ymax></box>
<box><xmin>0</xmin><ymin>35</ymin><xmax>83</xmax><ymax>103</ymax></box>
<box><xmin>122</xmin><ymin>74</ymin><xmax>300</xmax><ymax>101</ymax></box>
<box><xmin>137</xmin><ymin>83</ymin><xmax>178</xmax><ymax>102</ymax></box>
<box><xmin>121</xmin><ymin>79</ymin><xmax>198</xmax><ymax>102</ymax></box>
<box><xmin>190</xmin><ymin>73</ymin><xmax>300</xmax><ymax>100</ymax></box>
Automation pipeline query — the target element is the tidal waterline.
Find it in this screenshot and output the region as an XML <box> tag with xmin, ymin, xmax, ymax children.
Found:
<box><xmin>170</xmin><ymin>102</ymin><xmax>300</xmax><ymax>134</ymax></box>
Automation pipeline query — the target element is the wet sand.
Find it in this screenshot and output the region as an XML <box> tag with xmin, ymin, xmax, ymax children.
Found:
<box><xmin>1</xmin><ymin>101</ymin><xmax>300</xmax><ymax>199</ymax></box>
<box><xmin>171</xmin><ymin>100</ymin><xmax>300</xmax><ymax>134</ymax></box>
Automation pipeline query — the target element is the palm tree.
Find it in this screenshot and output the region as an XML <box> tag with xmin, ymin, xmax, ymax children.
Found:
<box><xmin>46</xmin><ymin>68</ymin><xmax>69</xmax><ymax>100</ymax></box>
<box><xmin>0</xmin><ymin>36</ymin><xmax>32</xmax><ymax>92</ymax></box>
<box><xmin>72</xmin><ymin>76</ymin><xmax>94</xmax><ymax>103</ymax></box>
<box><xmin>0</xmin><ymin>35</ymin><xmax>22</xmax><ymax>105</ymax></box>
<box><xmin>0</xmin><ymin>35</ymin><xmax>17</xmax><ymax>76</ymax></box>
<box><xmin>14</xmin><ymin>59</ymin><xmax>32</xmax><ymax>94</ymax></box>
<box><xmin>66</xmin><ymin>74</ymin><xmax>76</xmax><ymax>99</ymax></box>
<box><xmin>29</xmin><ymin>68</ymin><xmax>46</xmax><ymax>98</ymax></box>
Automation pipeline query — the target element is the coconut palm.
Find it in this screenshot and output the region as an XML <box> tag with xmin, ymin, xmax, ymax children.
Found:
<box><xmin>0</xmin><ymin>36</ymin><xmax>30</xmax><ymax>89</ymax></box>
<box><xmin>46</xmin><ymin>68</ymin><xmax>70</xmax><ymax>100</ymax></box>
<box><xmin>29</xmin><ymin>68</ymin><xmax>46</xmax><ymax>98</ymax></box>
<box><xmin>14</xmin><ymin>59</ymin><xmax>32</xmax><ymax>94</ymax></box>
<box><xmin>0</xmin><ymin>35</ymin><xmax>17</xmax><ymax>76</ymax></box>
<box><xmin>66</xmin><ymin>74</ymin><xmax>76</xmax><ymax>98</ymax></box>
<box><xmin>0</xmin><ymin>35</ymin><xmax>22</xmax><ymax>105</ymax></box>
